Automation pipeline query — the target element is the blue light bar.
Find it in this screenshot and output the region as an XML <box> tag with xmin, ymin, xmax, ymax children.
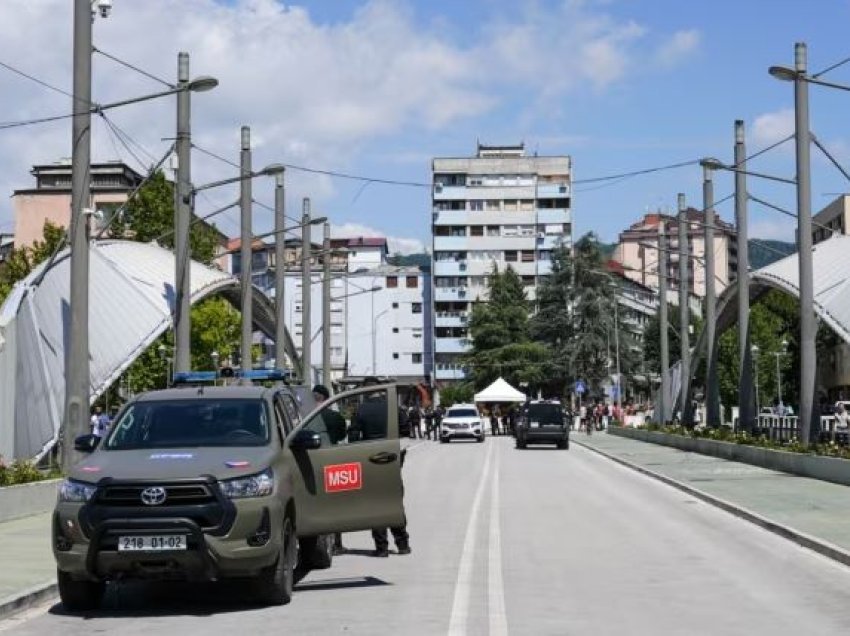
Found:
<box><xmin>172</xmin><ymin>371</ymin><xmax>218</xmax><ymax>384</ymax></box>
<box><xmin>237</xmin><ymin>369</ymin><xmax>288</xmax><ymax>381</ymax></box>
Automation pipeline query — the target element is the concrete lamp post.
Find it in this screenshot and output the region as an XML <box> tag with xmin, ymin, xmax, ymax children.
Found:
<box><xmin>65</xmin><ymin>0</ymin><xmax>219</xmax><ymax>472</ymax></box>
<box><xmin>769</xmin><ymin>42</ymin><xmax>850</xmax><ymax>444</ymax></box>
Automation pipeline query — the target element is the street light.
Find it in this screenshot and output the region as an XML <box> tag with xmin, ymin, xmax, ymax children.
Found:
<box><xmin>65</xmin><ymin>0</ymin><xmax>220</xmax><ymax>472</ymax></box>
<box><xmin>774</xmin><ymin>340</ymin><xmax>788</xmax><ymax>411</ymax></box>
<box><xmin>752</xmin><ymin>344</ymin><xmax>761</xmax><ymax>415</ymax></box>
<box><xmin>211</xmin><ymin>350</ymin><xmax>220</xmax><ymax>370</ymax></box>
<box><xmin>372</xmin><ymin>308</ymin><xmax>391</xmax><ymax>375</ymax></box>
<box><xmin>157</xmin><ymin>343</ymin><xmax>173</xmax><ymax>388</ymax></box>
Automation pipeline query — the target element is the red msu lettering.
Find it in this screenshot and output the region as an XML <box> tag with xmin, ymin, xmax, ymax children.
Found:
<box><xmin>324</xmin><ymin>462</ymin><xmax>363</xmax><ymax>493</ymax></box>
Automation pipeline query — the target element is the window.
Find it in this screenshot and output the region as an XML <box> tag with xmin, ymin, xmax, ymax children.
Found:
<box><xmin>412</xmin><ymin>303</ymin><xmax>422</xmax><ymax>314</ymax></box>
<box><xmin>485</xmin><ymin>200</ymin><xmax>500</xmax><ymax>211</ymax></box>
<box><xmin>412</xmin><ymin>353</ymin><xmax>423</xmax><ymax>364</ymax></box>
<box><xmin>505</xmin><ymin>251</ymin><xmax>518</xmax><ymax>263</ymax></box>
<box><xmin>406</xmin><ymin>276</ymin><xmax>418</xmax><ymax>288</ymax></box>
<box><xmin>470</xmin><ymin>225</ymin><xmax>484</xmax><ymax>237</ymax></box>
<box><xmin>469</xmin><ymin>200</ymin><xmax>484</xmax><ymax>211</ymax></box>
<box><xmin>393</xmin><ymin>327</ymin><xmax>399</xmax><ymax>333</ymax></box>
<box><xmin>393</xmin><ymin>353</ymin><xmax>399</xmax><ymax>360</ymax></box>
<box><xmin>504</xmin><ymin>199</ymin><xmax>518</xmax><ymax>211</ymax></box>
<box><xmin>386</xmin><ymin>276</ymin><xmax>398</xmax><ymax>288</ymax></box>
<box><xmin>486</xmin><ymin>225</ymin><xmax>500</xmax><ymax>236</ymax></box>
<box><xmin>450</xmin><ymin>226</ymin><xmax>467</xmax><ymax>237</ymax></box>
<box><xmin>521</xmin><ymin>251</ymin><xmax>535</xmax><ymax>262</ymax></box>
<box><xmin>392</xmin><ymin>302</ymin><xmax>399</xmax><ymax>309</ymax></box>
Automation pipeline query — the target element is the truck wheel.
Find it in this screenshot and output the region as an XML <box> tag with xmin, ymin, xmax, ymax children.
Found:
<box><xmin>516</xmin><ymin>440</ymin><xmax>527</xmax><ymax>449</ymax></box>
<box><xmin>257</xmin><ymin>516</ymin><xmax>295</xmax><ymax>605</ymax></box>
<box><xmin>557</xmin><ymin>440</ymin><xmax>568</xmax><ymax>450</ymax></box>
<box><xmin>299</xmin><ymin>534</ymin><xmax>333</xmax><ymax>570</ymax></box>
<box><xmin>57</xmin><ymin>570</ymin><xmax>104</xmax><ymax>612</ymax></box>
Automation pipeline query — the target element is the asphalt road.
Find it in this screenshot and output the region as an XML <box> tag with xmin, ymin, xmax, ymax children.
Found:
<box><xmin>4</xmin><ymin>436</ymin><xmax>850</xmax><ymax>635</ymax></box>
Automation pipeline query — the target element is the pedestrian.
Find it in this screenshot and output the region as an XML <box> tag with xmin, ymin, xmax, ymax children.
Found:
<box><xmin>434</xmin><ymin>404</ymin><xmax>444</xmax><ymax>441</ymax></box>
<box><xmin>835</xmin><ymin>402</ymin><xmax>849</xmax><ymax>434</ymax></box>
<box><xmin>352</xmin><ymin>378</ymin><xmax>411</xmax><ymax>557</ymax></box>
<box><xmin>423</xmin><ymin>407</ymin><xmax>435</xmax><ymax>440</ymax></box>
<box><xmin>90</xmin><ymin>406</ymin><xmax>110</xmax><ymax>438</ymax></box>
<box><xmin>409</xmin><ymin>406</ymin><xmax>422</xmax><ymax>439</ymax></box>
<box><xmin>489</xmin><ymin>406</ymin><xmax>499</xmax><ymax>436</ymax></box>
<box><xmin>312</xmin><ymin>384</ymin><xmax>348</xmax><ymax>555</ymax></box>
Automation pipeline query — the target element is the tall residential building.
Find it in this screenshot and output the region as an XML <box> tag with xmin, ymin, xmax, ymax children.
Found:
<box><xmin>431</xmin><ymin>143</ymin><xmax>572</xmax><ymax>382</ymax></box>
<box><xmin>812</xmin><ymin>194</ymin><xmax>850</xmax><ymax>244</ymax></box>
<box><xmin>12</xmin><ymin>160</ymin><xmax>144</xmax><ymax>247</ymax></box>
<box><xmin>613</xmin><ymin>210</ymin><xmax>737</xmax><ymax>300</ymax></box>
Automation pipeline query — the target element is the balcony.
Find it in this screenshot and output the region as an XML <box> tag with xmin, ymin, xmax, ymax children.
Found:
<box><xmin>435</xmin><ymin>311</ymin><xmax>468</xmax><ymax>327</ymax></box>
<box><xmin>536</xmin><ymin>234</ymin><xmax>569</xmax><ymax>250</ymax></box>
<box><xmin>435</xmin><ymin>337</ymin><xmax>471</xmax><ymax>354</ymax></box>
<box><xmin>536</xmin><ymin>183</ymin><xmax>571</xmax><ymax>198</ymax></box>
<box><xmin>433</xmin><ymin>209</ymin><xmax>472</xmax><ymax>225</ymax></box>
<box><xmin>435</xmin><ymin>365</ymin><xmax>468</xmax><ymax>381</ymax></box>
<box><xmin>434</xmin><ymin>287</ymin><xmax>470</xmax><ymax>302</ymax></box>
<box><xmin>536</xmin><ymin>208</ymin><xmax>571</xmax><ymax>224</ymax></box>
<box><xmin>433</xmin><ymin>261</ymin><xmax>469</xmax><ymax>276</ymax></box>
<box><xmin>432</xmin><ymin>185</ymin><xmax>468</xmax><ymax>200</ymax></box>
<box><xmin>432</xmin><ymin>236</ymin><xmax>470</xmax><ymax>251</ymax></box>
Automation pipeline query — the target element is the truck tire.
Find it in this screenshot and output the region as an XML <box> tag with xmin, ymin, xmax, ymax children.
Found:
<box><xmin>299</xmin><ymin>534</ymin><xmax>333</xmax><ymax>570</ymax></box>
<box><xmin>257</xmin><ymin>516</ymin><xmax>295</xmax><ymax>606</ymax></box>
<box><xmin>57</xmin><ymin>570</ymin><xmax>104</xmax><ymax>612</ymax></box>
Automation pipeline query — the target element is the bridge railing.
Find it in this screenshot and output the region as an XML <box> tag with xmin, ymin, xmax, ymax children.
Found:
<box><xmin>755</xmin><ymin>414</ymin><xmax>848</xmax><ymax>445</ymax></box>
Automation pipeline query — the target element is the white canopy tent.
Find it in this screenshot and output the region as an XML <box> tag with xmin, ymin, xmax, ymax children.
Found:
<box><xmin>474</xmin><ymin>377</ymin><xmax>526</xmax><ymax>403</ymax></box>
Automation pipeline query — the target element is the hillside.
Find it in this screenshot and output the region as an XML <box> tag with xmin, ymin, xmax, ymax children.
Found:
<box><xmin>749</xmin><ymin>239</ymin><xmax>795</xmax><ymax>269</ymax></box>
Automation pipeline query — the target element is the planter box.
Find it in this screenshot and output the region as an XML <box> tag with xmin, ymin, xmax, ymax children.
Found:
<box><xmin>609</xmin><ymin>427</ymin><xmax>850</xmax><ymax>488</ymax></box>
<box><xmin>0</xmin><ymin>479</ymin><xmax>60</xmax><ymax>523</ymax></box>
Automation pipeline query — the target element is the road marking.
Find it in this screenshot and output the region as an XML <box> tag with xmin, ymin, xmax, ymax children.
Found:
<box><xmin>488</xmin><ymin>446</ymin><xmax>508</xmax><ymax>636</ymax></box>
<box><xmin>447</xmin><ymin>441</ymin><xmax>494</xmax><ymax>635</ymax></box>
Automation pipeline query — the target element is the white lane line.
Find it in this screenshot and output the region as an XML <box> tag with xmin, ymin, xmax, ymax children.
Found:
<box><xmin>447</xmin><ymin>441</ymin><xmax>495</xmax><ymax>635</ymax></box>
<box><xmin>488</xmin><ymin>447</ymin><xmax>508</xmax><ymax>636</ymax></box>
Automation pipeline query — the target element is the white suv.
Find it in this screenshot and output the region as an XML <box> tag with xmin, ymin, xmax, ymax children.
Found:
<box><xmin>440</xmin><ymin>404</ymin><xmax>484</xmax><ymax>443</ymax></box>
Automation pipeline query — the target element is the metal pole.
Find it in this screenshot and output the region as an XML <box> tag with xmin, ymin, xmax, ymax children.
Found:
<box><xmin>735</xmin><ymin>119</ymin><xmax>754</xmax><ymax>433</ymax></box>
<box><xmin>659</xmin><ymin>222</ymin><xmax>670</xmax><ymax>425</ymax></box>
<box><xmin>301</xmin><ymin>198</ymin><xmax>312</xmax><ymax>384</ymax></box>
<box><xmin>678</xmin><ymin>193</ymin><xmax>691</xmax><ymax>425</ymax></box>
<box><xmin>703</xmin><ymin>165</ymin><xmax>720</xmax><ymax>426</ymax></box>
<box><xmin>274</xmin><ymin>171</ymin><xmax>286</xmax><ymax>370</ymax></box>
<box><xmin>794</xmin><ymin>42</ymin><xmax>816</xmax><ymax>445</ymax></box>
<box><xmin>64</xmin><ymin>0</ymin><xmax>93</xmax><ymax>471</ymax></box>
<box><xmin>239</xmin><ymin>126</ymin><xmax>253</xmax><ymax>382</ymax></box>
<box><xmin>174</xmin><ymin>52</ymin><xmax>192</xmax><ymax>374</ymax></box>
<box><xmin>322</xmin><ymin>222</ymin><xmax>332</xmax><ymax>386</ymax></box>
<box><xmin>614</xmin><ymin>295</ymin><xmax>622</xmax><ymax>416</ymax></box>
<box><xmin>776</xmin><ymin>353</ymin><xmax>782</xmax><ymax>406</ymax></box>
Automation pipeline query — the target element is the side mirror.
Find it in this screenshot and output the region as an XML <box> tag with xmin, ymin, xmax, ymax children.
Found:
<box><xmin>74</xmin><ymin>434</ymin><xmax>100</xmax><ymax>453</ymax></box>
<box><xmin>290</xmin><ymin>429</ymin><xmax>322</xmax><ymax>451</ymax></box>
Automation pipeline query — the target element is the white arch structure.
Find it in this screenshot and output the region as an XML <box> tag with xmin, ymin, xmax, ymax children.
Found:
<box><xmin>688</xmin><ymin>234</ymin><xmax>850</xmax><ymax>411</ymax></box>
<box><xmin>0</xmin><ymin>240</ymin><xmax>298</xmax><ymax>461</ymax></box>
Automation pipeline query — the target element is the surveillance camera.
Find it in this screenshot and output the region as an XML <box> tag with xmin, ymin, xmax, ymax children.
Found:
<box><xmin>97</xmin><ymin>0</ymin><xmax>112</xmax><ymax>18</ymax></box>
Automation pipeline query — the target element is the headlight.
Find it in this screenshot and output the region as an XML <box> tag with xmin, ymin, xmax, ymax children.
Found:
<box><xmin>219</xmin><ymin>468</ymin><xmax>274</xmax><ymax>499</ymax></box>
<box><xmin>59</xmin><ymin>479</ymin><xmax>97</xmax><ymax>503</ymax></box>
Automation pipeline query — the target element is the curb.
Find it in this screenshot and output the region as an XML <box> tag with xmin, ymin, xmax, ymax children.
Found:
<box><xmin>574</xmin><ymin>439</ymin><xmax>850</xmax><ymax>569</ymax></box>
<box><xmin>0</xmin><ymin>581</ymin><xmax>57</xmax><ymax>621</ymax></box>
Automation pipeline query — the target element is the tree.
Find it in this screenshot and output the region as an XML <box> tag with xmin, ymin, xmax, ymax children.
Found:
<box><xmin>0</xmin><ymin>221</ymin><xmax>65</xmax><ymax>304</ymax></box>
<box><xmin>465</xmin><ymin>264</ymin><xmax>549</xmax><ymax>392</ymax></box>
<box><xmin>532</xmin><ymin>233</ymin><xmax>631</xmax><ymax>400</ymax></box>
<box><xmin>122</xmin><ymin>170</ymin><xmax>220</xmax><ymax>264</ymax></box>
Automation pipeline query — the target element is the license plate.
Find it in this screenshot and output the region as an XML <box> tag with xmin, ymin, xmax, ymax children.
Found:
<box><xmin>530</xmin><ymin>421</ymin><xmax>540</xmax><ymax>428</ymax></box>
<box><xmin>118</xmin><ymin>535</ymin><xmax>187</xmax><ymax>551</ymax></box>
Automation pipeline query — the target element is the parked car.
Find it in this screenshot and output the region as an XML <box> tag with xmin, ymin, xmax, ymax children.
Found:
<box><xmin>440</xmin><ymin>404</ymin><xmax>484</xmax><ymax>443</ymax></box>
<box><xmin>515</xmin><ymin>400</ymin><xmax>570</xmax><ymax>450</ymax></box>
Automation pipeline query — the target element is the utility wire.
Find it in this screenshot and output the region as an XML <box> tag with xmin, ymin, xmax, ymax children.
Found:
<box><xmin>100</xmin><ymin>112</ymin><xmax>159</xmax><ymax>164</ymax></box>
<box><xmin>92</xmin><ymin>46</ymin><xmax>173</xmax><ymax>88</ymax></box>
<box><xmin>813</xmin><ymin>54</ymin><xmax>850</xmax><ymax>79</ymax></box>
<box><xmin>154</xmin><ymin>199</ymin><xmax>240</xmax><ymax>243</ymax></box>
<box><xmin>733</xmin><ymin>134</ymin><xmax>794</xmax><ymax>166</ymax></box>
<box><xmin>252</xmin><ymin>198</ymin><xmax>309</xmax><ymax>225</ymax></box>
<box><xmin>98</xmin><ymin>113</ymin><xmax>147</xmax><ymax>171</ymax></box>
<box><xmin>747</xmin><ymin>194</ymin><xmax>838</xmax><ymax>237</ymax></box>
<box><xmin>573</xmin><ymin>160</ymin><xmax>699</xmax><ymax>185</ymax></box>
<box><xmin>0</xmin><ymin>59</ymin><xmax>83</xmax><ymax>104</ymax></box>
<box><xmin>811</xmin><ymin>134</ymin><xmax>850</xmax><ymax>184</ymax></box>
<box><xmin>0</xmin><ymin>111</ymin><xmax>75</xmax><ymax>130</ymax></box>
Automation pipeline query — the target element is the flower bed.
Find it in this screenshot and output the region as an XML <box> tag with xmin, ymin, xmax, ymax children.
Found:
<box><xmin>0</xmin><ymin>458</ymin><xmax>59</xmax><ymax>487</ymax></box>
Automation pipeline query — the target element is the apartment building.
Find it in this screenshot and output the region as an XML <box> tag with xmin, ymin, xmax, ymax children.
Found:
<box><xmin>614</xmin><ymin>210</ymin><xmax>737</xmax><ymax>300</ymax></box>
<box><xmin>812</xmin><ymin>194</ymin><xmax>850</xmax><ymax>245</ymax></box>
<box><xmin>431</xmin><ymin>143</ymin><xmax>572</xmax><ymax>382</ymax></box>
<box><xmin>230</xmin><ymin>236</ymin><xmax>431</xmax><ymax>385</ymax></box>
<box><xmin>12</xmin><ymin>160</ymin><xmax>144</xmax><ymax>246</ymax></box>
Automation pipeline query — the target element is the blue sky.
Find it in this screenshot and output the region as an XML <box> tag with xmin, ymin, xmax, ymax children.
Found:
<box><xmin>3</xmin><ymin>0</ymin><xmax>850</xmax><ymax>250</ymax></box>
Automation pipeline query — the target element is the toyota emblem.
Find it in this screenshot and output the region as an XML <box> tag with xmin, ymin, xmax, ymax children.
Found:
<box><xmin>140</xmin><ymin>486</ymin><xmax>167</xmax><ymax>506</ymax></box>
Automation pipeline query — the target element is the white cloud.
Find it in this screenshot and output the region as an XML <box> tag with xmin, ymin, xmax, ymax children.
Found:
<box><xmin>752</xmin><ymin>109</ymin><xmax>795</xmax><ymax>147</ymax></box>
<box><xmin>654</xmin><ymin>29</ymin><xmax>701</xmax><ymax>68</ymax></box>
<box><xmin>331</xmin><ymin>222</ymin><xmax>425</xmax><ymax>255</ymax></box>
<box><xmin>0</xmin><ymin>0</ymin><xmax>702</xmax><ymax>239</ymax></box>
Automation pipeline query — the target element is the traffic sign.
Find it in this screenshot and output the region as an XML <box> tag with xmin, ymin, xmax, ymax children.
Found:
<box><xmin>575</xmin><ymin>380</ymin><xmax>586</xmax><ymax>395</ymax></box>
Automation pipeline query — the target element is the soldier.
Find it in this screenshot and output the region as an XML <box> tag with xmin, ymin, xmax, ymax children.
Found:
<box><xmin>312</xmin><ymin>384</ymin><xmax>348</xmax><ymax>555</ymax></box>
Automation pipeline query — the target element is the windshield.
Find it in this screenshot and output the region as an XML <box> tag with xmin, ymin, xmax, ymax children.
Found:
<box><xmin>525</xmin><ymin>404</ymin><xmax>564</xmax><ymax>424</ymax></box>
<box><xmin>448</xmin><ymin>408</ymin><xmax>479</xmax><ymax>418</ymax></box>
<box><xmin>104</xmin><ymin>399</ymin><xmax>271</xmax><ymax>449</ymax></box>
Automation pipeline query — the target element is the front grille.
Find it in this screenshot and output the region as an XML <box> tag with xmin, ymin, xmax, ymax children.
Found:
<box><xmin>445</xmin><ymin>422</ymin><xmax>469</xmax><ymax>429</ymax></box>
<box><xmin>99</xmin><ymin>484</ymin><xmax>215</xmax><ymax>507</ymax></box>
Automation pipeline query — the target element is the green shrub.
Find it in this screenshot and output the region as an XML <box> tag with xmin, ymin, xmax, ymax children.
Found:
<box><xmin>0</xmin><ymin>458</ymin><xmax>49</xmax><ymax>486</ymax></box>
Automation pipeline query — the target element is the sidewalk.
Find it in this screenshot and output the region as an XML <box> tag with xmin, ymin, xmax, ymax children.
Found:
<box><xmin>0</xmin><ymin>512</ymin><xmax>56</xmax><ymax>619</ymax></box>
<box><xmin>575</xmin><ymin>432</ymin><xmax>850</xmax><ymax>565</ymax></box>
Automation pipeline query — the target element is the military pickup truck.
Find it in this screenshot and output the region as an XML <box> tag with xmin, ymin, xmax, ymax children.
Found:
<box><xmin>53</xmin><ymin>378</ymin><xmax>405</xmax><ymax>611</ymax></box>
